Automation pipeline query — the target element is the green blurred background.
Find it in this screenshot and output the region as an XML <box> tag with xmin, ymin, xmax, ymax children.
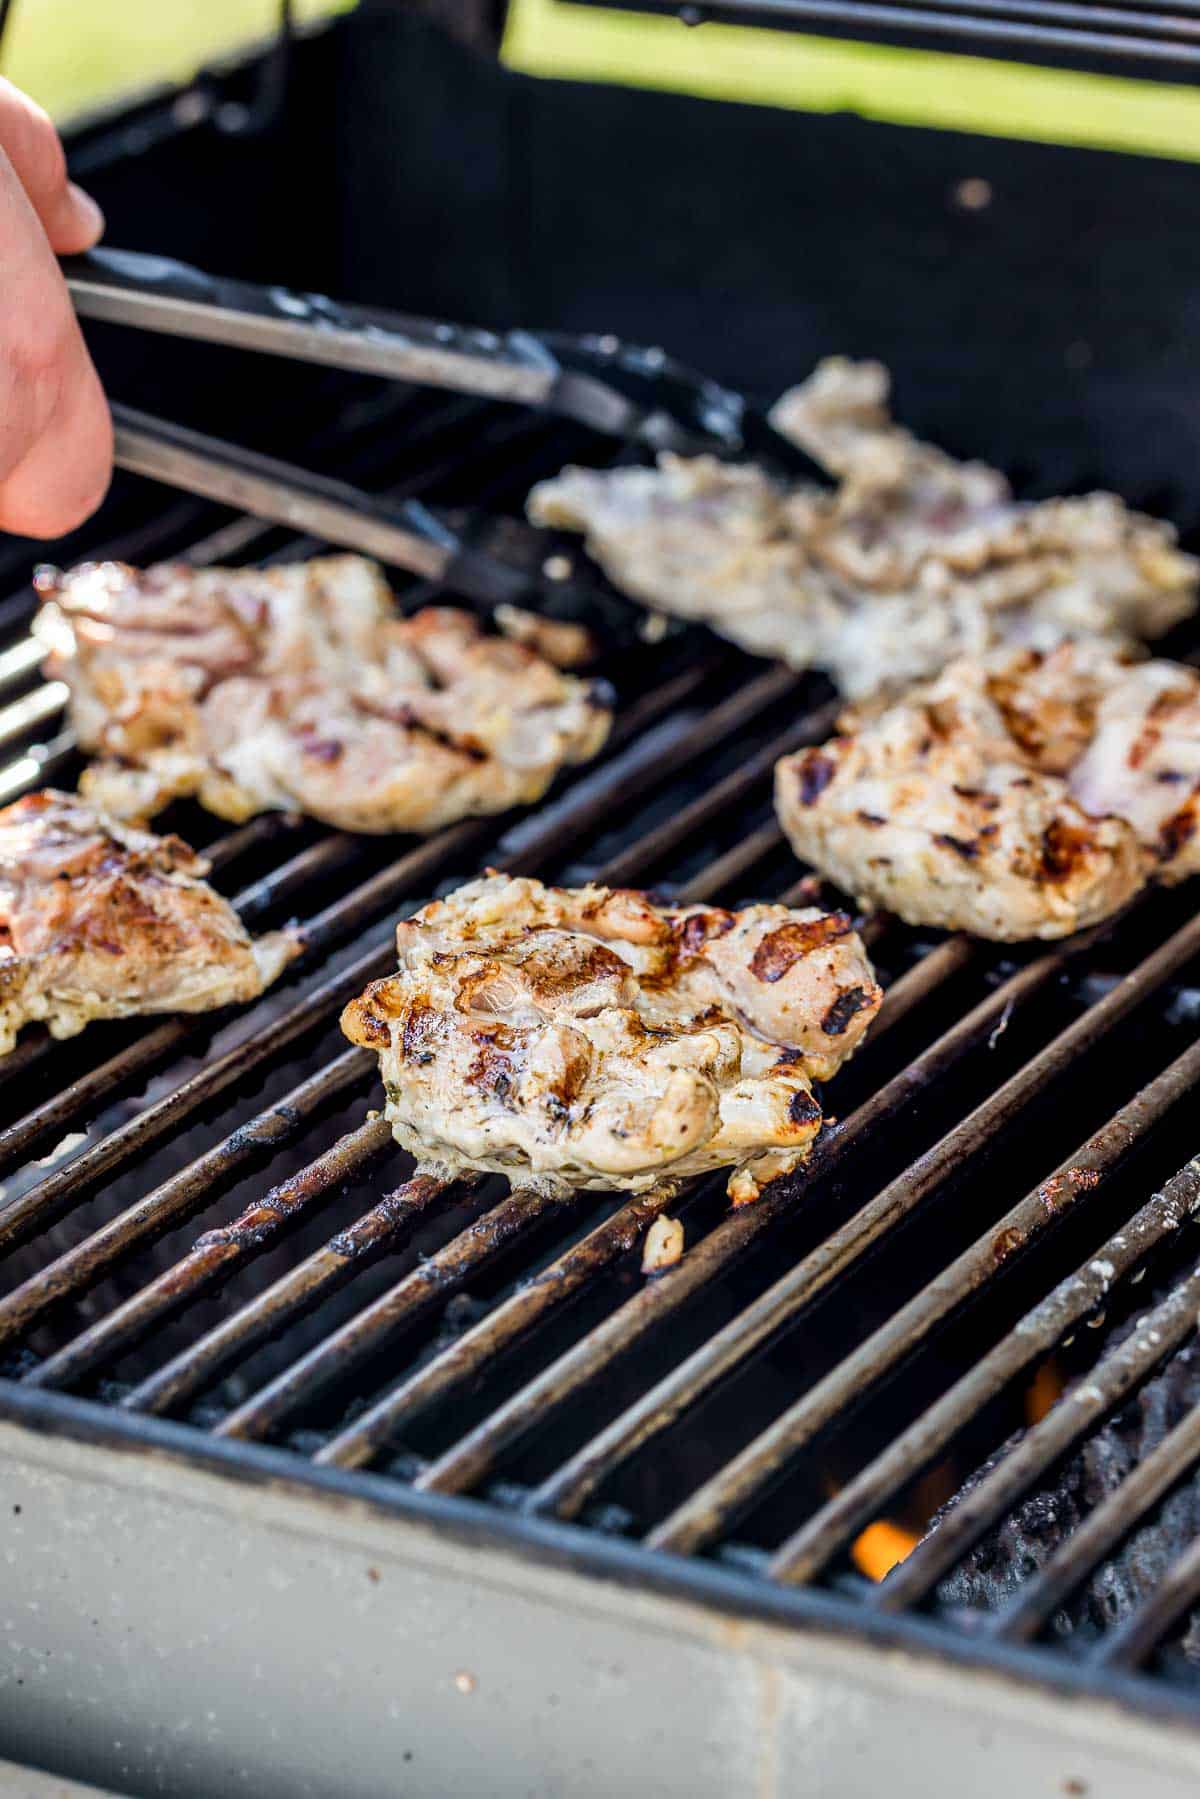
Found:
<box><xmin>7</xmin><ymin>0</ymin><xmax>1200</xmax><ymax>161</ymax></box>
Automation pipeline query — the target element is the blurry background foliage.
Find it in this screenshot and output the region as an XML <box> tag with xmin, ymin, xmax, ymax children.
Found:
<box><xmin>6</xmin><ymin>0</ymin><xmax>1200</xmax><ymax>160</ymax></box>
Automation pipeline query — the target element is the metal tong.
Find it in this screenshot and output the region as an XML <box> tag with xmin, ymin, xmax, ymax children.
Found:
<box><xmin>64</xmin><ymin>244</ymin><xmax>827</xmax><ymax>481</ymax></box>
<box><xmin>106</xmin><ymin>403</ymin><xmax>650</xmax><ymax>652</ymax></box>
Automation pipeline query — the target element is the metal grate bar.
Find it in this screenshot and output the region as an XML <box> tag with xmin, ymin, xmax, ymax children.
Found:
<box><xmin>646</xmin><ymin>997</ymin><xmax>1200</xmax><ymax>1557</ymax></box>
<box><xmin>311</xmin><ymin>1179</ymin><xmax>688</xmax><ymax>1466</ymax></box>
<box><xmin>118</xmin><ymin>1167</ymin><xmax>525</xmax><ymax>1418</ymax></box>
<box><xmin>164</xmin><ymin>868</ymin><xmax>941</xmax><ymax>1460</ymax></box>
<box><xmin>0</xmin><ymin>1048</ymin><xmax>375</xmax><ymax>1351</ymax></box>
<box><xmin>1097</xmin><ymin>1505</ymin><xmax>1200</xmax><ymax>1669</ymax></box>
<box><xmin>26</xmin><ymin>1118</ymin><xmax>397</xmax><ymax>1391</ymax></box>
<box><xmin>595</xmin><ymin>702</ymin><xmax>836</xmax><ymax>888</ymax></box>
<box><xmin>0</xmin><ymin>730</ymin><xmax>77</xmax><ymax>806</ymax></box>
<box><xmin>995</xmin><ymin>1301</ymin><xmax>1200</xmax><ymax>1644</ymax></box>
<box><xmin>682</xmin><ymin>818</ymin><xmax>789</xmax><ymax>898</ymax></box>
<box><xmin>519</xmin><ymin>942</ymin><xmax>1045</xmax><ymax>1520</ymax></box>
<box><xmin>879</xmin><ymin>1205</ymin><xmax>1200</xmax><ymax>1610</ymax></box>
<box><xmin>770</xmin><ymin>1158</ymin><xmax>1200</xmax><ymax>1588</ymax></box>
<box><xmin>123</xmin><ymin>1165</ymin><xmax>489</xmax><ymax>1414</ymax></box>
<box><xmin>0</xmin><ymin>681</ymin><xmax>68</xmax><ymax>752</ymax></box>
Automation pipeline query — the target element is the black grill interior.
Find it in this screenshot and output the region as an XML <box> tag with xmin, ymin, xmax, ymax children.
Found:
<box><xmin>3</xmin><ymin>4</ymin><xmax>1200</xmax><ymax>1730</ymax></box>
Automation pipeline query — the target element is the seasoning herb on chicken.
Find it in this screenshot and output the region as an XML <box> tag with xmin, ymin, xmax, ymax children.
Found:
<box><xmin>0</xmin><ymin>790</ymin><xmax>297</xmax><ymax>1055</ymax></box>
<box><xmin>341</xmin><ymin>873</ymin><xmax>882</xmax><ymax>1205</ymax></box>
<box><xmin>35</xmin><ymin>554</ymin><xmax>613</xmax><ymax>833</ymax></box>
<box><xmin>529</xmin><ymin>359</ymin><xmax>1196</xmax><ymax>699</ymax></box>
<box><xmin>775</xmin><ymin>639</ymin><xmax>1200</xmax><ymax>942</ymax></box>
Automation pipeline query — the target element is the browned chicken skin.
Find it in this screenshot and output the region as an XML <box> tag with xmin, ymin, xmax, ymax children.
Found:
<box><xmin>342</xmin><ymin>873</ymin><xmax>882</xmax><ymax>1204</ymax></box>
<box><xmin>34</xmin><ymin>555</ymin><xmax>612</xmax><ymax>833</ymax></box>
<box><xmin>0</xmin><ymin>790</ymin><xmax>296</xmax><ymax>1054</ymax></box>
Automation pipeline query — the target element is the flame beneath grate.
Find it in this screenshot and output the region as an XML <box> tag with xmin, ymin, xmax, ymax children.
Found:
<box><xmin>1025</xmin><ymin>1357</ymin><xmax>1066</xmax><ymax>1426</ymax></box>
<box><xmin>851</xmin><ymin>1519</ymin><xmax>919</xmax><ymax>1582</ymax></box>
<box><xmin>849</xmin><ymin>1360</ymin><xmax>1069</xmax><ymax>1580</ymax></box>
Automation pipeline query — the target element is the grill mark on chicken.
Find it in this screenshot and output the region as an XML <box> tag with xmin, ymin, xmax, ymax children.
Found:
<box><xmin>0</xmin><ymin>789</ymin><xmax>296</xmax><ymax>1055</ymax></box>
<box><xmin>1158</xmin><ymin>806</ymin><xmax>1198</xmax><ymax>861</ymax></box>
<box><xmin>298</xmin><ymin>734</ymin><xmax>345</xmax><ymax>764</ymax></box>
<box><xmin>953</xmin><ymin>785</ymin><xmax>1000</xmax><ymax>809</ymax></box>
<box><xmin>352</xmin><ymin>694</ymin><xmax>491</xmax><ymax>762</ymax></box>
<box><xmin>401</xmin><ymin>999</ymin><xmax>440</xmax><ymax>1062</ymax></box>
<box><xmin>467</xmin><ymin>1027</ymin><xmax>518</xmax><ymax>1103</ymax></box>
<box><xmin>776</xmin><ymin>642</ymin><xmax>1160</xmax><ymax>941</ymax></box>
<box><xmin>1038</xmin><ymin>816</ymin><xmax>1093</xmax><ymax>883</ymax></box>
<box><xmin>820</xmin><ymin>985</ymin><xmax>875</xmax><ymax>1036</ymax></box>
<box><xmin>794</xmin><ymin>750</ymin><xmax>837</xmax><ymax>806</ymax></box>
<box><xmin>342</xmin><ymin>874</ymin><xmax>881</xmax><ymax>1202</ymax></box>
<box><xmin>934</xmin><ymin>832</ymin><xmax>981</xmax><ymax>861</ymax></box>
<box><xmin>788</xmin><ymin>1088</ymin><xmax>823</xmax><ymax>1126</ymax></box>
<box><xmin>750</xmin><ymin>914</ymin><xmax>853</xmax><ymax>981</ymax></box>
<box><xmin>667</xmin><ymin>909</ymin><xmax>737</xmax><ymax>957</ymax></box>
<box><xmin>36</xmin><ymin>556</ymin><xmax>611</xmax><ymax>835</ymax></box>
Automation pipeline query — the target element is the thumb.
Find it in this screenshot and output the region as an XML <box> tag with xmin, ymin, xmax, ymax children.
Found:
<box><xmin>0</xmin><ymin>78</ymin><xmax>104</xmax><ymax>253</ymax></box>
<box><xmin>38</xmin><ymin>178</ymin><xmax>104</xmax><ymax>255</ymax></box>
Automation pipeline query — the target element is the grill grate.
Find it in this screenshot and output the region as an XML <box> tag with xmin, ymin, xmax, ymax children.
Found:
<box><xmin>3</xmin><ymin>379</ymin><xmax>1200</xmax><ymax>1721</ymax></box>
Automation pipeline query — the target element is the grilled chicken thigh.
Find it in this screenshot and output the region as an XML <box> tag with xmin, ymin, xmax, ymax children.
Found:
<box><xmin>342</xmin><ymin>874</ymin><xmax>882</xmax><ymax>1204</ymax></box>
<box><xmin>0</xmin><ymin>790</ymin><xmax>296</xmax><ymax>1054</ymax></box>
<box><xmin>775</xmin><ymin>640</ymin><xmax>1200</xmax><ymax>940</ymax></box>
<box><xmin>35</xmin><ymin>555</ymin><xmax>612</xmax><ymax>832</ymax></box>
<box><xmin>529</xmin><ymin>359</ymin><xmax>1196</xmax><ymax>699</ymax></box>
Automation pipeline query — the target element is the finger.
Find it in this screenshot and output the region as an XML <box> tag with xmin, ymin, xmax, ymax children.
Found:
<box><xmin>0</xmin><ymin>151</ymin><xmax>112</xmax><ymax>537</ymax></box>
<box><xmin>0</xmin><ymin>77</ymin><xmax>103</xmax><ymax>253</ymax></box>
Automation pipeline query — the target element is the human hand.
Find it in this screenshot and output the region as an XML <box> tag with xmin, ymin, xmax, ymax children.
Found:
<box><xmin>0</xmin><ymin>77</ymin><xmax>112</xmax><ymax>538</ymax></box>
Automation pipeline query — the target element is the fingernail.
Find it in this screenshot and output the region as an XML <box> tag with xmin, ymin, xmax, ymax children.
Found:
<box><xmin>68</xmin><ymin>182</ymin><xmax>104</xmax><ymax>242</ymax></box>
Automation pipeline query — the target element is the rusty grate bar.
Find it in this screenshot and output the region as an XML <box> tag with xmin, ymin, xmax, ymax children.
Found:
<box><xmin>994</xmin><ymin>1283</ymin><xmax>1200</xmax><ymax>1645</ymax></box>
<box><xmin>25</xmin><ymin>1117</ymin><xmax>398</xmax><ymax>1391</ymax></box>
<box><xmin>309</xmin><ymin>1179</ymin><xmax>688</xmax><ymax>1467</ymax></box>
<box><xmin>649</xmin><ymin>1032</ymin><xmax>1200</xmax><ymax>1559</ymax></box>
<box><xmin>0</xmin><ymin>1047</ymin><xmax>375</xmax><ymax>1351</ymax></box>
<box><xmin>879</xmin><ymin>1210</ymin><xmax>1200</xmax><ymax>1613</ymax></box>
<box><xmin>770</xmin><ymin>1157</ymin><xmax>1200</xmax><ymax>1589</ymax></box>
<box><xmin>1098</xmin><ymin>1497</ymin><xmax>1200</xmax><ymax>1670</ymax></box>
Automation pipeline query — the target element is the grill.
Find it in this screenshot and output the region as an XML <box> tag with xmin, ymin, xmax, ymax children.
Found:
<box><xmin>5</xmin><ymin>9</ymin><xmax>1200</xmax><ymax>1796</ymax></box>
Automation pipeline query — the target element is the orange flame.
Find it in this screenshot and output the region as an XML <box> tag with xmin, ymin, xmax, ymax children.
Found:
<box><xmin>851</xmin><ymin>1519</ymin><xmax>919</xmax><ymax>1581</ymax></box>
<box><xmin>1025</xmin><ymin>1357</ymin><xmax>1065</xmax><ymax>1426</ymax></box>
